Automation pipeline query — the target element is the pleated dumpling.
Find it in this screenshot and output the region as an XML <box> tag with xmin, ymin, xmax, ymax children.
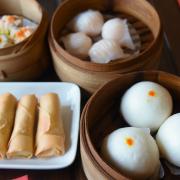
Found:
<box><xmin>89</xmin><ymin>39</ymin><xmax>126</xmax><ymax>64</ymax></box>
<box><xmin>102</xmin><ymin>18</ymin><xmax>135</xmax><ymax>50</ymax></box>
<box><xmin>62</xmin><ymin>32</ymin><xmax>92</xmax><ymax>59</ymax></box>
<box><xmin>69</xmin><ymin>9</ymin><xmax>104</xmax><ymax>37</ymax></box>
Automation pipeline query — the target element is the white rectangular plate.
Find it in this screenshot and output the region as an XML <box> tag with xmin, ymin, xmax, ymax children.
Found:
<box><xmin>0</xmin><ymin>82</ymin><xmax>81</xmax><ymax>169</ymax></box>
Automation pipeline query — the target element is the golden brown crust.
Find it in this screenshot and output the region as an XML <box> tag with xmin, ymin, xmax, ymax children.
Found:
<box><xmin>7</xmin><ymin>94</ymin><xmax>37</xmax><ymax>159</ymax></box>
<box><xmin>0</xmin><ymin>93</ymin><xmax>17</xmax><ymax>159</ymax></box>
<box><xmin>35</xmin><ymin>93</ymin><xmax>65</xmax><ymax>158</ymax></box>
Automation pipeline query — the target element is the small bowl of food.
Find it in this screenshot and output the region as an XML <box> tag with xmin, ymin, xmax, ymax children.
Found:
<box><xmin>0</xmin><ymin>0</ymin><xmax>49</xmax><ymax>81</ymax></box>
<box><xmin>80</xmin><ymin>70</ymin><xmax>180</xmax><ymax>179</ymax></box>
<box><xmin>49</xmin><ymin>0</ymin><xmax>163</xmax><ymax>93</ymax></box>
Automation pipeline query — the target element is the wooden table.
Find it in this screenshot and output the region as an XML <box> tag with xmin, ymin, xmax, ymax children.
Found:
<box><xmin>0</xmin><ymin>0</ymin><xmax>180</xmax><ymax>179</ymax></box>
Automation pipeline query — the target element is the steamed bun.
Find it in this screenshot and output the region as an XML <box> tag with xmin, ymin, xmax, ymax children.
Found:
<box><xmin>102</xmin><ymin>18</ymin><xmax>135</xmax><ymax>50</ymax></box>
<box><xmin>62</xmin><ymin>32</ymin><xmax>92</xmax><ymax>59</ymax></box>
<box><xmin>156</xmin><ymin>113</ymin><xmax>180</xmax><ymax>167</ymax></box>
<box><xmin>120</xmin><ymin>81</ymin><xmax>173</xmax><ymax>132</ymax></box>
<box><xmin>101</xmin><ymin>127</ymin><xmax>160</xmax><ymax>179</ymax></box>
<box><xmin>89</xmin><ymin>39</ymin><xmax>125</xmax><ymax>63</ymax></box>
<box><xmin>70</xmin><ymin>9</ymin><xmax>104</xmax><ymax>37</ymax></box>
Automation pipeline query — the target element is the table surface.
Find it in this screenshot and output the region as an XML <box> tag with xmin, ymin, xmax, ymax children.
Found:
<box><xmin>1</xmin><ymin>0</ymin><xmax>180</xmax><ymax>179</ymax></box>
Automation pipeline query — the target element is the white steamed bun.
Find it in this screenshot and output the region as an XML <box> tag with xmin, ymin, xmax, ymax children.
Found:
<box><xmin>156</xmin><ymin>113</ymin><xmax>180</xmax><ymax>167</ymax></box>
<box><xmin>101</xmin><ymin>127</ymin><xmax>160</xmax><ymax>179</ymax></box>
<box><xmin>120</xmin><ymin>81</ymin><xmax>173</xmax><ymax>132</ymax></box>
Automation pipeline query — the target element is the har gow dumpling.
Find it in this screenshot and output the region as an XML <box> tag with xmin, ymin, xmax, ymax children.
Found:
<box><xmin>89</xmin><ymin>39</ymin><xmax>125</xmax><ymax>64</ymax></box>
<box><xmin>62</xmin><ymin>32</ymin><xmax>92</xmax><ymax>59</ymax></box>
<box><xmin>102</xmin><ymin>18</ymin><xmax>136</xmax><ymax>50</ymax></box>
<box><xmin>70</xmin><ymin>9</ymin><xmax>104</xmax><ymax>37</ymax></box>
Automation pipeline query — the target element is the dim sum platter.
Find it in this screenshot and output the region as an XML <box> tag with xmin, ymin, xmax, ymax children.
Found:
<box><xmin>0</xmin><ymin>82</ymin><xmax>80</xmax><ymax>169</ymax></box>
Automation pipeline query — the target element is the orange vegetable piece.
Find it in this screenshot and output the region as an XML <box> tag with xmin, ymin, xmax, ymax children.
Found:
<box><xmin>7</xmin><ymin>16</ymin><xmax>16</xmax><ymax>23</ymax></box>
<box><xmin>148</xmin><ymin>90</ymin><xmax>156</xmax><ymax>97</ymax></box>
<box><xmin>125</xmin><ymin>137</ymin><xmax>134</xmax><ymax>147</ymax></box>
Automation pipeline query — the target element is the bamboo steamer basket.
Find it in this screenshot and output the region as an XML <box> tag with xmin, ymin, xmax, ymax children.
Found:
<box><xmin>0</xmin><ymin>0</ymin><xmax>49</xmax><ymax>81</ymax></box>
<box><xmin>80</xmin><ymin>71</ymin><xmax>180</xmax><ymax>180</ymax></box>
<box><xmin>49</xmin><ymin>0</ymin><xmax>163</xmax><ymax>93</ymax></box>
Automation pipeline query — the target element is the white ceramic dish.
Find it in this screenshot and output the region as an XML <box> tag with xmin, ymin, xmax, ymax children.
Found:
<box><xmin>0</xmin><ymin>82</ymin><xmax>81</xmax><ymax>169</ymax></box>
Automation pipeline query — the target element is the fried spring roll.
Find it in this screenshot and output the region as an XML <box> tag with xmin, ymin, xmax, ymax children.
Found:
<box><xmin>0</xmin><ymin>93</ymin><xmax>16</xmax><ymax>159</ymax></box>
<box><xmin>7</xmin><ymin>94</ymin><xmax>37</xmax><ymax>159</ymax></box>
<box><xmin>35</xmin><ymin>93</ymin><xmax>65</xmax><ymax>158</ymax></box>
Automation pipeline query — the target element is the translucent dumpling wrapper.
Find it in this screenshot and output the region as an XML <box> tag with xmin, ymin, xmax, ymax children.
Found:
<box><xmin>0</xmin><ymin>34</ymin><xmax>12</xmax><ymax>49</ymax></box>
<box><xmin>89</xmin><ymin>39</ymin><xmax>127</xmax><ymax>64</ymax></box>
<box><xmin>69</xmin><ymin>9</ymin><xmax>104</xmax><ymax>37</ymax></box>
<box><xmin>102</xmin><ymin>18</ymin><xmax>136</xmax><ymax>50</ymax></box>
<box><xmin>0</xmin><ymin>15</ymin><xmax>23</xmax><ymax>35</ymax></box>
<box><xmin>10</xmin><ymin>26</ymin><xmax>36</xmax><ymax>44</ymax></box>
<box><xmin>1</xmin><ymin>15</ymin><xmax>23</xmax><ymax>27</ymax></box>
<box><xmin>62</xmin><ymin>32</ymin><xmax>92</xmax><ymax>59</ymax></box>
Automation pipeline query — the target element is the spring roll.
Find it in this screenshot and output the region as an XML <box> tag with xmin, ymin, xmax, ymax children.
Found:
<box><xmin>7</xmin><ymin>94</ymin><xmax>37</xmax><ymax>159</ymax></box>
<box><xmin>0</xmin><ymin>93</ymin><xmax>16</xmax><ymax>159</ymax></box>
<box><xmin>35</xmin><ymin>93</ymin><xmax>65</xmax><ymax>158</ymax></box>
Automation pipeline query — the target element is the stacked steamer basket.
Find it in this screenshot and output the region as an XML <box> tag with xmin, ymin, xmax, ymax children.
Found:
<box><xmin>49</xmin><ymin>0</ymin><xmax>163</xmax><ymax>93</ymax></box>
<box><xmin>0</xmin><ymin>0</ymin><xmax>48</xmax><ymax>81</ymax></box>
<box><xmin>80</xmin><ymin>71</ymin><xmax>180</xmax><ymax>179</ymax></box>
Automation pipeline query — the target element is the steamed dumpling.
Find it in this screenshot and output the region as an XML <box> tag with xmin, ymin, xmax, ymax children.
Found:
<box><xmin>1</xmin><ymin>15</ymin><xmax>23</xmax><ymax>27</ymax></box>
<box><xmin>89</xmin><ymin>39</ymin><xmax>125</xmax><ymax>63</ymax></box>
<box><xmin>0</xmin><ymin>34</ymin><xmax>12</xmax><ymax>48</ymax></box>
<box><xmin>120</xmin><ymin>81</ymin><xmax>173</xmax><ymax>132</ymax></box>
<box><xmin>10</xmin><ymin>26</ymin><xmax>36</xmax><ymax>44</ymax></box>
<box><xmin>0</xmin><ymin>15</ymin><xmax>23</xmax><ymax>34</ymax></box>
<box><xmin>102</xmin><ymin>18</ymin><xmax>135</xmax><ymax>50</ymax></box>
<box><xmin>156</xmin><ymin>113</ymin><xmax>180</xmax><ymax>167</ymax></box>
<box><xmin>70</xmin><ymin>9</ymin><xmax>104</xmax><ymax>37</ymax></box>
<box><xmin>0</xmin><ymin>15</ymin><xmax>37</xmax><ymax>47</ymax></box>
<box><xmin>62</xmin><ymin>32</ymin><xmax>92</xmax><ymax>59</ymax></box>
<box><xmin>101</xmin><ymin>127</ymin><xmax>160</xmax><ymax>179</ymax></box>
